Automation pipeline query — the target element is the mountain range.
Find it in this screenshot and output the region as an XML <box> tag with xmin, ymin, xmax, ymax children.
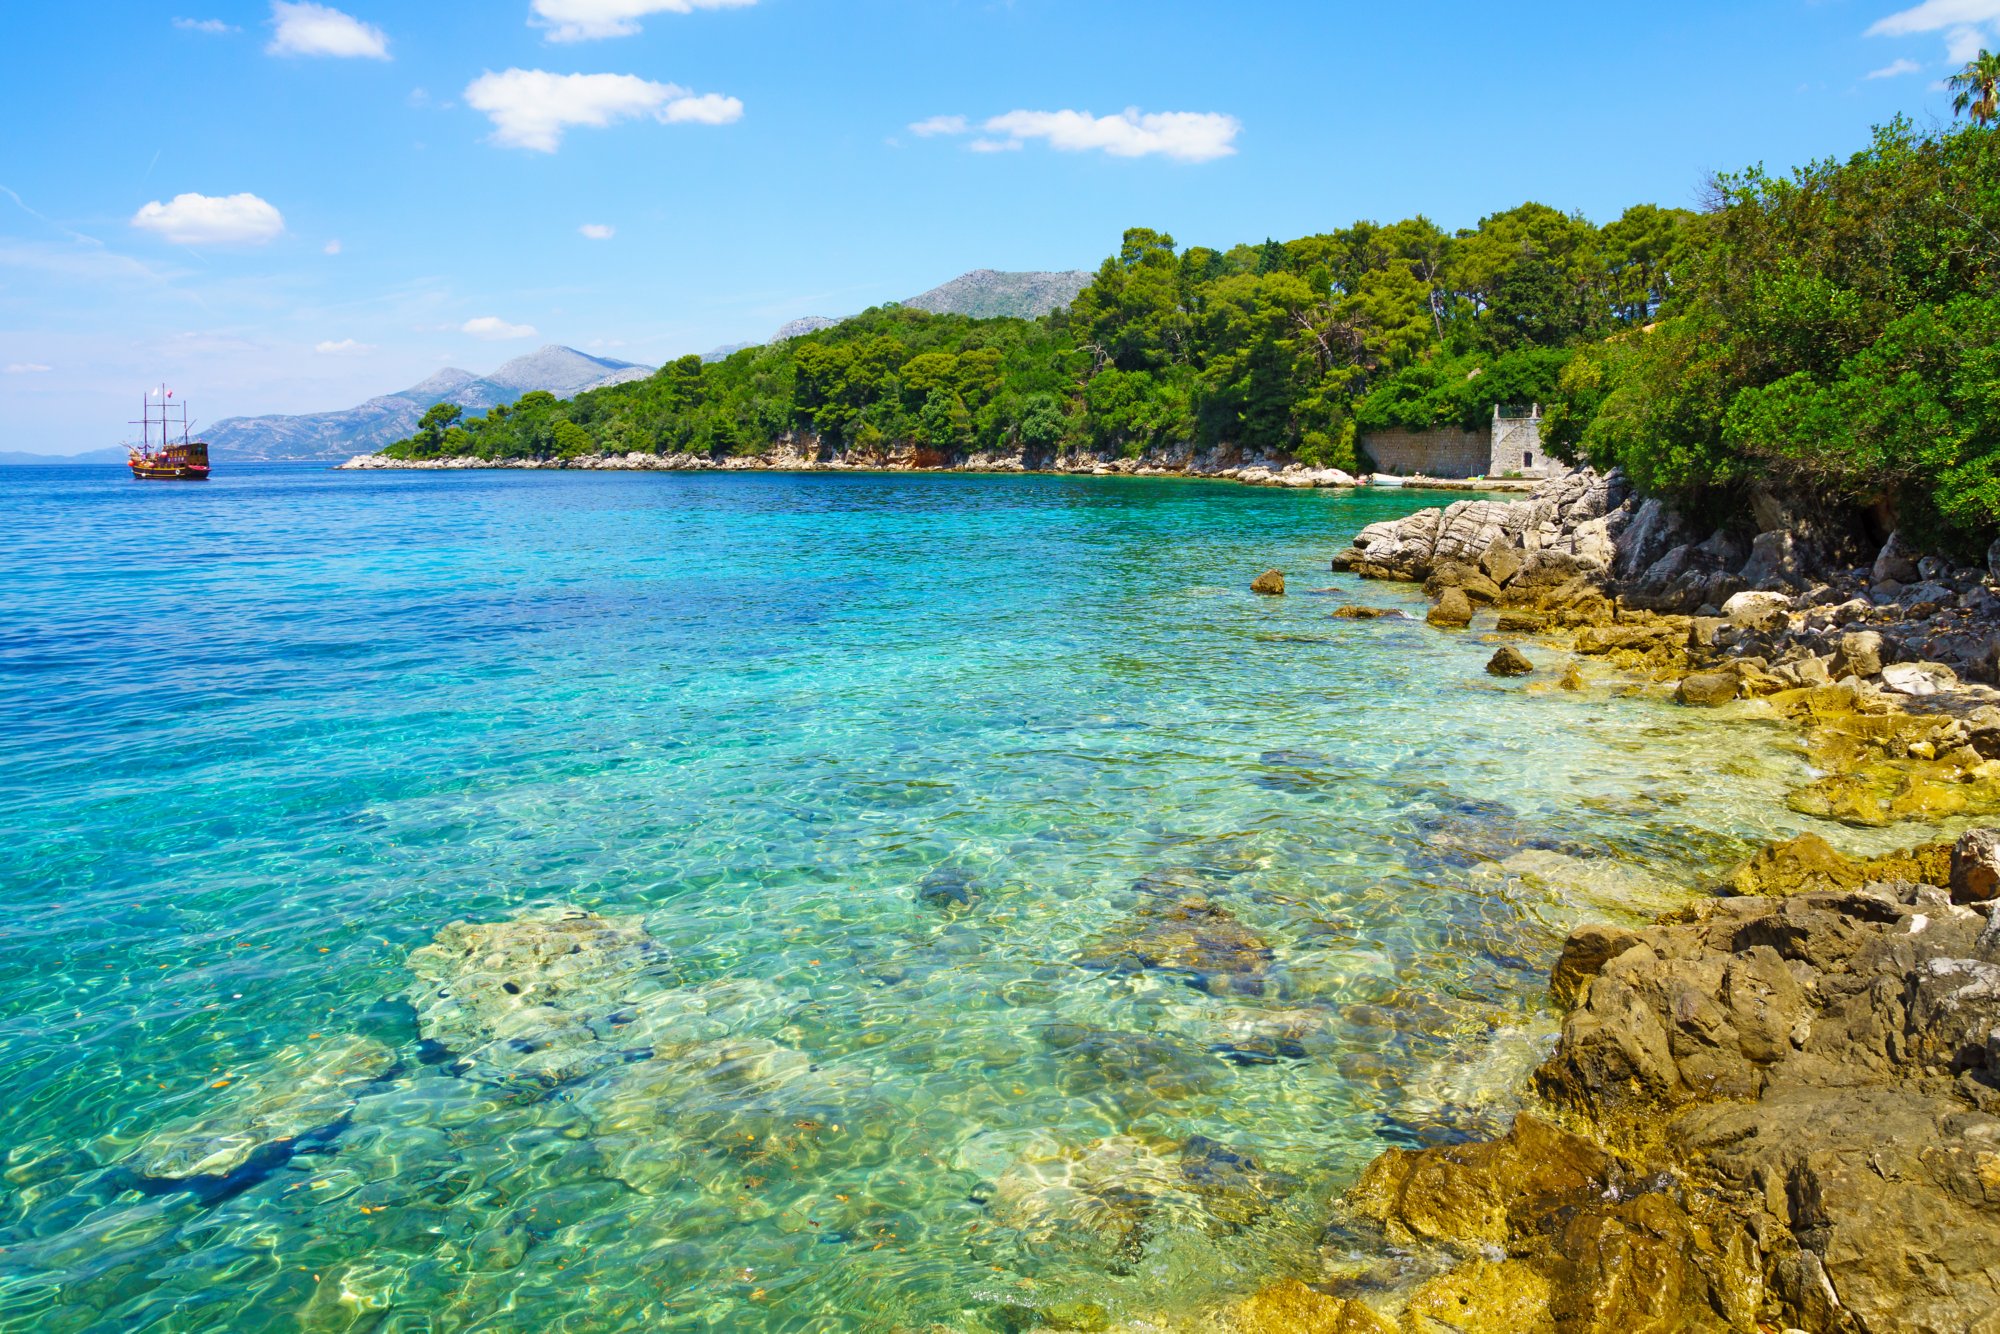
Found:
<box><xmin>6</xmin><ymin>268</ymin><xmax>1094</xmax><ymax>464</ymax></box>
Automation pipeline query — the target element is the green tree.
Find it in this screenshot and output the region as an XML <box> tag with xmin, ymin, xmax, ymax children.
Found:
<box><xmin>415</xmin><ymin>401</ymin><xmax>464</xmax><ymax>454</ymax></box>
<box><xmin>1950</xmin><ymin>49</ymin><xmax>2000</xmax><ymax>126</ymax></box>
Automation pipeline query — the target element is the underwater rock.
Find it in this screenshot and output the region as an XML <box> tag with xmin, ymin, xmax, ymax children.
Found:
<box><xmin>1251</xmin><ymin>569</ymin><xmax>1286</xmax><ymax>595</ymax></box>
<box><xmin>1330</xmin><ymin>605</ymin><xmax>1405</xmax><ymax>620</ymax></box>
<box><xmin>1485</xmin><ymin>646</ymin><xmax>1534</xmax><ymax>677</ymax></box>
<box><xmin>916</xmin><ymin>866</ymin><xmax>979</xmax><ymax>910</ymax></box>
<box><xmin>130</xmin><ymin>1033</ymin><xmax>393</xmax><ymax>1180</ymax></box>
<box><xmin>1076</xmin><ymin>894</ymin><xmax>1274</xmax><ymax>995</ymax></box>
<box><xmin>1037</xmin><ymin>1024</ymin><xmax>1221</xmax><ymax>1100</ymax></box>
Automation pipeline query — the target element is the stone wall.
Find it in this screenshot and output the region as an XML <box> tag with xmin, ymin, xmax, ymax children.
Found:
<box><xmin>1358</xmin><ymin>427</ymin><xmax>1492</xmax><ymax>478</ymax></box>
<box><xmin>1489</xmin><ymin>408</ymin><xmax>1545</xmax><ymax>477</ymax></box>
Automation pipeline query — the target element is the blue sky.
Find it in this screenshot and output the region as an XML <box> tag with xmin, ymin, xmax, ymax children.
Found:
<box><xmin>0</xmin><ymin>0</ymin><xmax>1987</xmax><ymax>452</ymax></box>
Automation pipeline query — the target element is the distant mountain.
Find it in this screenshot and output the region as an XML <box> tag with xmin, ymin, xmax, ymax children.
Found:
<box><xmin>707</xmin><ymin>269</ymin><xmax>1093</xmax><ymax>361</ymax></box>
<box><xmin>0</xmin><ymin>446</ymin><xmax>128</xmax><ymax>466</ymax></box>
<box><xmin>903</xmin><ymin>269</ymin><xmax>1092</xmax><ymax>320</ymax></box>
<box><xmin>205</xmin><ymin>346</ymin><xmax>651</xmax><ymax>462</ymax></box>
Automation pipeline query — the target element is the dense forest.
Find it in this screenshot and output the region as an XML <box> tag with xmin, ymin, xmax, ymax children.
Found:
<box><xmin>389</xmin><ymin>100</ymin><xmax>2000</xmax><ymax>544</ymax></box>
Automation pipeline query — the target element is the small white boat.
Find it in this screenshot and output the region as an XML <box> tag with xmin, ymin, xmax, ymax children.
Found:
<box><xmin>1369</xmin><ymin>473</ymin><xmax>1406</xmax><ymax>489</ymax></box>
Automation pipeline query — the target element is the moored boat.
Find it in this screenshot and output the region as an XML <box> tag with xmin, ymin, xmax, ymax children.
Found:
<box><xmin>128</xmin><ymin>386</ymin><xmax>210</xmax><ymax>480</ymax></box>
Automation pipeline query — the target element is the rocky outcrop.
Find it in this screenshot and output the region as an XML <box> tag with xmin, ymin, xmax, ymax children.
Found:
<box><xmin>1323</xmin><ymin>836</ymin><xmax>2000</xmax><ymax>1333</ymax></box>
<box><xmin>1251</xmin><ymin>569</ymin><xmax>1286</xmax><ymax>595</ymax></box>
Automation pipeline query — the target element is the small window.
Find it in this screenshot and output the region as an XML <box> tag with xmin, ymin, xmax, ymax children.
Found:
<box><xmin>1524</xmin><ymin>452</ymin><xmax>1534</xmax><ymax>468</ymax></box>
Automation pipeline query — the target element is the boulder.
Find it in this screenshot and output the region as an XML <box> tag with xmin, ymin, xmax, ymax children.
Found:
<box><xmin>1486</xmin><ymin>647</ymin><xmax>1534</xmax><ymax>677</ymax></box>
<box><xmin>1674</xmin><ymin>672</ymin><xmax>1740</xmax><ymax>707</ymax></box>
<box><xmin>1880</xmin><ymin>661</ymin><xmax>1957</xmax><ymax>696</ymax></box>
<box><xmin>1427</xmin><ymin>588</ymin><xmax>1474</xmax><ymax>628</ymax></box>
<box><xmin>1833</xmin><ymin>630</ymin><xmax>1884</xmax><ymax>679</ymax></box>
<box><xmin>1331</xmin><ymin>605</ymin><xmax>1405</xmax><ymax>620</ymax></box>
<box><xmin>1494</xmin><ymin>611</ymin><xmax>1545</xmax><ymax>633</ymax></box>
<box><xmin>1558</xmin><ymin>663</ymin><xmax>1586</xmax><ymax>691</ymax></box>
<box><xmin>1952</xmin><ymin>827</ymin><xmax>2000</xmax><ymax>904</ymax></box>
<box><xmin>1873</xmin><ymin>529</ymin><xmax>1922</xmax><ymax>585</ymax></box>
<box><xmin>1251</xmin><ymin>569</ymin><xmax>1286</xmax><ymax>596</ymax></box>
<box><xmin>1480</xmin><ymin>543</ymin><xmax>1525</xmax><ymax>587</ymax></box>
<box><xmin>1721</xmin><ymin>590</ymin><xmax>1791</xmax><ymax>632</ymax></box>
<box><xmin>1738</xmin><ymin>530</ymin><xmax>1800</xmax><ymax>590</ymax></box>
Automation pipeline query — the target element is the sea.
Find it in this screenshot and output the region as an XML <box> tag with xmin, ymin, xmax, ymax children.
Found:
<box><xmin>0</xmin><ymin>464</ymin><xmax>1842</xmax><ymax>1331</ymax></box>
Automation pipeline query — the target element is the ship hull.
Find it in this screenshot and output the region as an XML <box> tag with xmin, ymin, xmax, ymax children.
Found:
<box><xmin>130</xmin><ymin>463</ymin><xmax>210</xmax><ymax>480</ymax></box>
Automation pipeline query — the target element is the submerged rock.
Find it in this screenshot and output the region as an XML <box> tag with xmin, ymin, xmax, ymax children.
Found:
<box><xmin>1331</xmin><ymin>605</ymin><xmax>1405</xmax><ymax>620</ymax></box>
<box><xmin>1719</xmin><ymin>830</ymin><xmax>1950</xmax><ymax>897</ymax></box>
<box><xmin>1077</xmin><ymin>894</ymin><xmax>1274</xmax><ymax>995</ymax></box>
<box><xmin>1230</xmin><ymin>1279</ymin><xmax>1393</xmax><ymax>1333</ymax></box>
<box><xmin>1251</xmin><ymin>569</ymin><xmax>1286</xmax><ymax>595</ymax></box>
<box><xmin>1673</xmin><ymin>671</ymin><xmax>1740</xmax><ymax>707</ymax></box>
<box><xmin>130</xmin><ymin>1033</ymin><xmax>394</xmax><ymax>1180</ymax></box>
<box><xmin>1486</xmin><ymin>646</ymin><xmax>1534</xmax><ymax>677</ymax></box>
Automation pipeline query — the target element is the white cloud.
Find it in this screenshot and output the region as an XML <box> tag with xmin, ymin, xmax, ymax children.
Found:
<box><xmin>909</xmin><ymin>115</ymin><xmax>967</xmax><ymax>137</ymax></box>
<box><xmin>130</xmin><ymin>192</ymin><xmax>286</xmax><ymax>245</ymax></box>
<box><xmin>1867</xmin><ymin>57</ymin><xmax>1925</xmax><ymax>76</ymax></box>
<box><xmin>5</xmin><ymin>362</ymin><xmax>53</xmax><ymax>374</ymax></box>
<box><xmin>579</xmin><ymin>223</ymin><xmax>615</xmax><ymax>240</ymax></box>
<box><xmin>462</xmin><ymin>316</ymin><xmax>537</xmax><ymax>340</ymax></box>
<box><xmin>530</xmin><ymin>0</ymin><xmax>755</xmax><ymax>43</ymax></box>
<box><xmin>1868</xmin><ymin>0</ymin><xmax>2000</xmax><ymax>35</ymax></box>
<box><xmin>463</xmin><ymin>69</ymin><xmax>742</xmax><ymax>151</ymax></box>
<box><xmin>324</xmin><ymin>239</ymin><xmax>342</xmax><ymax>254</ymax></box>
<box><xmin>969</xmin><ymin>138</ymin><xmax>1023</xmax><ymax>153</ymax></box>
<box><xmin>173</xmin><ymin>17</ymin><xmax>237</xmax><ymax>33</ymax></box>
<box><xmin>975</xmin><ymin>108</ymin><xmax>1241</xmax><ymax>163</ymax></box>
<box><xmin>314</xmin><ymin>338</ymin><xmax>374</xmax><ymax>355</ymax></box>
<box><xmin>1949</xmin><ymin>23</ymin><xmax>1991</xmax><ymax>59</ymax></box>
<box><xmin>267</xmin><ymin>2</ymin><xmax>389</xmax><ymax>59</ymax></box>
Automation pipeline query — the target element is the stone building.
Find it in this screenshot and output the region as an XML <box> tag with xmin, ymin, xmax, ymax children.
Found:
<box><xmin>1360</xmin><ymin>404</ymin><xmax>1547</xmax><ymax>479</ymax></box>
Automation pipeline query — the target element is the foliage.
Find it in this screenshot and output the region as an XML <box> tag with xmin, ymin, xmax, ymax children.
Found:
<box><xmin>1951</xmin><ymin>49</ymin><xmax>2000</xmax><ymax>127</ymax></box>
<box><xmin>1552</xmin><ymin>119</ymin><xmax>2000</xmax><ymax>544</ymax></box>
<box><xmin>384</xmin><ymin>203</ymin><xmax>1700</xmax><ymax>473</ymax></box>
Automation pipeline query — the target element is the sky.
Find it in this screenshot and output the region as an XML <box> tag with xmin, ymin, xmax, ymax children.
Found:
<box><xmin>0</xmin><ymin>0</ymin><xmax>1989</xmax><ymax>453</ymax></box>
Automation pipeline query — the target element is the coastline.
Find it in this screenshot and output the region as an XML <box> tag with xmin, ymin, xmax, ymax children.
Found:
<box><xmin>1190</xmin><ymin>469</ymin><xmax>2000</xmax><ymax>1333</ymax></box>
<box><xmin>334</xmin><ymin>445</ymin><xmax>1545</xmax><ymax>492</ymax></box>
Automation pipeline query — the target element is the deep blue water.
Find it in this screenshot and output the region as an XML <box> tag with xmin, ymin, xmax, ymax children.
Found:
<box><xmin>0</xmin><ymin>464</ymin><xmax>1820</xmax><ymax>1331</ymax></box>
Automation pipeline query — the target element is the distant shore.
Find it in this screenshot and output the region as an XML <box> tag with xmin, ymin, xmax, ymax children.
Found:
<box><xmin>335</xmin><ymin>447</ymin><xmax>1544</xmax><ymax>492</ymax></box>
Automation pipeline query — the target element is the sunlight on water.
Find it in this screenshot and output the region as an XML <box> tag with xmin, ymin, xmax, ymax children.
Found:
<box><xmin>0</xmin><ymin>467</ymin><xmax>1848</xmax><ymax>1331</ymax></box>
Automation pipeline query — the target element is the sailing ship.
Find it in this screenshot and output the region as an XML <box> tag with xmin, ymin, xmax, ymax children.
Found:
<box><xmin>128</xmin><ymin>386</ymin><xmax>210</xmax><ymax>480</ymax></box>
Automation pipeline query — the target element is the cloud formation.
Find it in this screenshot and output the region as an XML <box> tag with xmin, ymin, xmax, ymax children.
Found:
<box><xmin>918</xmin><ymin>108</ymin><xmax>1241</xmax><ymax>163</ymax></box>
<box><xmin>5</xmin><ymin>363</ymin><xmax>53</xmax><ymax>374</ymax></box>
<box><xmin>579</xmin><ymin>223</ymin><xmax>615</xmax><ymax>239</ymax></box>
<box><xmin>173</xmin><ymin>17</ymin><xmax>237</xmax><ymax>33</ymax></box>
<box><xmin>1867</xmin><ymin>57</ymin><xmax>1925</xmax><ymax>77</ymax></box>
<box><xmin>462</xmin><ymin>316</ymin><xmax>537</xmax><ymax>340</ymax></box>
<box><xmin>268</xmin><ymin>2</ymin><xmax>390</xmax><ymax>59</ymax></box>
<box><xmin>1867</xmin><ymin>0</ymin><xmax>2000</xmax><ymax>35</ymax></box>
<box><xmin>530</xmin><ymin>0</ymin><xmax>756</xmax><ymax>43</ymax></box>
<box><xmin>314</xmin><ymin>338</ymin><xmax>374</xmax><ymax>354</ymax></box>
<box><xmin>130</xmin><ymin>192</ymin><xmax>286</xmax><ymax>245</ymax></box>
<box><xmin>324</xmin><ymin>239</ymin><xmax>342</xmax><ymax>254</ymax></box>
<box><xmin>463</xmin><ymin>69</ymin><xmax>742</xmax><ymax>151</ymax></box>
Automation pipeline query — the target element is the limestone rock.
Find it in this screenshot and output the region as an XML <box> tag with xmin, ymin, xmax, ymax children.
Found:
<box><xmin>1486</xmin><ymin>647</ymin><xmax>1534</xmax><ymax>677</ymax></box>
<box><xmin>1558</xmin><ymin>663</ymin><xmax>1586</xmax><ymax>691</ymax></box>
<box><xmin>1674</xmin><ymin>672</ymin><xmax>1740</xmax><ymax>707</ymax></box>
<box><xmin>1251</xmin><ymin>569</ymin><xmax>1286</xmax><ymax>596</ymax></box>
<box><xmin>1880</xmin><ymin>660</ymin><xmax>1957</xmax><ymax>696</ymax></box>
<box><xmin>1076</xmin><ymin>894</ymin><xmax>1273</xmax><ymax>995</ymax></box>
<box><xmin>1721</xmin><ymin>831</ymin><xmax>1951</xmax><ymax>898</ymax></box>
<box><xmin>1953</xmin><ymin>827</ymin><xmax>2000</xmax><ymax>904</ymax></box>
<box><xmin>1230</xmin><ymin>1279</ymin><xmax>1393</xmax><ymax>1334</ymax></box>
<box><xmin>130</xmin><ymin>1034</ymin><xmax>393</xmax><ymax>1180</ymax></box>
<box><xmin>1331</xmin><ymin>605</ymin><xmax>1405</xmax><ymax>620</ymax></box>
<box><xmin>1721</xmin><ymin>589</ymin><xmax>1790</xmax><ymax>632</ymax></box>
<box><xmin>1427</xmin><ymin>588</ymin><xmax>1474</xmax><ymax>628</ymax></box>
<box><xmin>1550</xmin><ymin>923</ymin><xmax>1645</xmax><ymax>1008</ymax></box>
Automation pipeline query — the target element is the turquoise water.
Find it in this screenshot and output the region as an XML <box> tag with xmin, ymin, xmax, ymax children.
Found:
<box><xmin>1</xmin><ymin>466</ymin><xmax>1820</xmax><ymax>1332</ymax></box>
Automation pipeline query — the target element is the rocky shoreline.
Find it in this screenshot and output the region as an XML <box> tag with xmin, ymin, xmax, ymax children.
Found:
<box><xmin>336</xmin><ymin>441</ymin><xmax>1543</xmax><ymax>492</ymax></box>
<box><xmin>1196</xmin><ymin>470</ymin><xmax>2000</xmax><ymax>1333</ymax></box>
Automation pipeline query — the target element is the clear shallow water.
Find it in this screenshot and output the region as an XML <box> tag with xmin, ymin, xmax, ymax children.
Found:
<box><xmin>0</xmin><ymin>465</ymin><xmax>1830</xmax><ymax>1331</ymax></box>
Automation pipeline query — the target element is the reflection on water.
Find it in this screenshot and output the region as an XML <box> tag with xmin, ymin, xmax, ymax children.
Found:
<box><xmin>0</xmin><ymin>466</ymin><xmax>1857</xmax><ymax>1330</ymax></box>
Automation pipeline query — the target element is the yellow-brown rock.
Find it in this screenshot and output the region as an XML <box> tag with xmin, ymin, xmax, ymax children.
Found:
<box><xmin>1401</xmin><ymin>1259</ymin><xmax>1553</xmax><ymax>1334</ymax></box>
<box><xmin>1722</xmin><ymin>831</ymin><xmax>1954</xmax><ymax>896</ymax></box>
<box><xmin>1229</xmin><ymin>1280</ymin><xmax>1393</xmax><ymax>1334</ymax></box>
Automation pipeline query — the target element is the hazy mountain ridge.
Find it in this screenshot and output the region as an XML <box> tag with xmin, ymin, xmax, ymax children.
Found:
<box><xmin>203</xmin><ymin>346</ymin><xmax>649</xmax><ymax>462</ymax></box>
<box><xmin>706</xmin><ymin>269</ymin><xmax>1090</xmax><ymax>360</ymax></box>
